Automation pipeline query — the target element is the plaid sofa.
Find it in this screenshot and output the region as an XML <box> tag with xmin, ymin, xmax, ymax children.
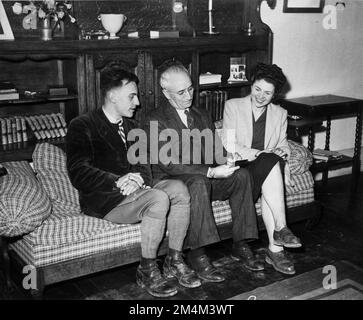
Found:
<box><xmin>6</xmin><ymin>140</ymin><xmax>315</xmax><ymax>268</ymax></box>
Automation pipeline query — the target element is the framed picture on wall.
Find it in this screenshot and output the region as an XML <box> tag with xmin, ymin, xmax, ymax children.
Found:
<box><xmin>283</xmin><ymin>0</ymin><xmax>325</xmax><ymax>13</ymax></box>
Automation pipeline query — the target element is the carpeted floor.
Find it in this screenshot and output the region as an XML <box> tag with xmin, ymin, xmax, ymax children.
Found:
<box><xmin>229</xmin><ymin>260</ymin><xmax>363</xmax><ymax>300</ymax></box>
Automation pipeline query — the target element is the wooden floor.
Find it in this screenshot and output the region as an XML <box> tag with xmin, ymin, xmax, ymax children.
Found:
<box><xmin>1</xmin><ymin>174</ymin><xmax>363</xmax><ymax>300</ymax></box>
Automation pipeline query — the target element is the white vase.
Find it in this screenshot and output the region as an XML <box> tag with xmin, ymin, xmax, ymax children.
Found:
<box><xmin>98</xmin><ymin>14</ymin><xmax>127</xmax><ymax>39</ymax></box>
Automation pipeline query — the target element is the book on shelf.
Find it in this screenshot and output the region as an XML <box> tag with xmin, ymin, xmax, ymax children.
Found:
<box><xmin>0</xmin><ymin>88</ymin><xmax>17</xmax><ymax>94</ymax></box>
<box><xmin>0</xmin><ymin>92</ymin><xmax>19</xmax><ymax>101</ymax></box>
<box><xmin>0</xmin><ymin>113</ymin><xmax>67</xmax><ymax>146</ymax></box>
<box><xmin>199</xmin><ymin>72</ymin><xmax>222</xmax><ymax>85</ymax></box>
<box><xmin>150</xmin><ymin>29</ymin><xmax>179</xmax><ymax>39</ymax></box>
<box><xmin>0</xmin><ymin>81</ymin><xmax>19</xmax><ymax>100</ymax></box>
<box><xmin>0</xmin><ymin>118</ymin><xmax>7</xmax><ymax>145</ymax></box>
<box><xmin>199</xmin><ymin>90</ymin><xmax>228</xmax><ymax>121</ymax></box>
<box><xmin>312</xmin><ymin>154</ymin><xmax>330</xmax><ymax>162</ymax></box>
<box><xmin>28</xmin><ymin>113</ymin><xmax>67</xmax><ymax>141</ymax></box>
<box><xmin>313</xmin><ymin>148</ymin><xmax>343</xmax><ymax>161</ymax></box>
<box><xmin>0</xmin><ymin>116</ymin><xmax>28</xmax><ymax>146</ymax></box>
<box><xmin>128</xmin><ymin>30</ymin><xmax>139</xmax><ymax>38</ymax></box>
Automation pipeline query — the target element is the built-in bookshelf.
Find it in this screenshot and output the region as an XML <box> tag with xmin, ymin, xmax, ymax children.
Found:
<box><xmin>0</xmin><ymin>94</ymin><xmax>77</xmax><ymax>106</ymax></box>
<box><xmin>0</xmin><ymin>113</ymin><xmax>68</xmax><ymax>161</ymax></box>
<box><xmin>0</xmin><ymin>0</ymin><xmax>274</xmax><ymax>164</ymax></box>
<box><xmin>199</xmin><ymin>90</ymin><xmax>228</xmax><ymax>121</ymax></box>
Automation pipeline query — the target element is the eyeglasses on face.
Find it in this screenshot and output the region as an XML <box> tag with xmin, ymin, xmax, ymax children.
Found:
<box><xmin>164</xmin><ymin>85</ymin><xmax>194</xmax><ymax>97</ymax></box>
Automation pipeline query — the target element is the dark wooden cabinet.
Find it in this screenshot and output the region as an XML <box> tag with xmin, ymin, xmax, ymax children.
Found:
<box><xmin>0</xmin><ymin>0</ymin><xmax>275</xmax><ymax>162</ymax></box>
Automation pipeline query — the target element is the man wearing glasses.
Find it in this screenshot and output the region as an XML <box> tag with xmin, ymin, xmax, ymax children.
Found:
<box><xmin>142</xmin><ymin>60</ymin><xmax>264</xmax><ymax>283</ymax></box>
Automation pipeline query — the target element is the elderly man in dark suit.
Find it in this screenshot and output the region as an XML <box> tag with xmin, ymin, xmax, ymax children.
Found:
<box><xmin>66</xmin><ymin>64</ymin><xmax>201</xmax><ymax>298</ymax></box>
<box><xmin>143</xmin><ymin>60</ymin><xmax>264</xmax><ymax>283</ymax></box>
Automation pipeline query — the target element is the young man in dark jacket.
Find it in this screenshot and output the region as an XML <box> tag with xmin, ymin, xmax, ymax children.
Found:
<box><xmin>66</xmin><ymin>64</ymin><xmax>200</xmax><ymax>298</ymax></box>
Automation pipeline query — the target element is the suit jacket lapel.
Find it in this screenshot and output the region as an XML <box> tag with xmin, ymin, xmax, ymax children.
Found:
<box><xmin>244</xmin><ymin>97</ymin><xmax>253</xmax><ymax>147</ymax></box>
<box><xmin>162</xmin><ymin>101</ymin><xmax>207</xmax><ymax>162</ymax></box>
<box><xmin>94</xmin><ymin>108</ymin><xmax>127</xmax><ymax>152</ymax></box>
<box><xmin>163</xmin><ymin>101</ymin><xmax>188</xmax><ymax>132</ymax></box>
<box><xmin>264</xmin><ymin>104</ymin><xmax>276</xmax><ymax>148</ymax></box>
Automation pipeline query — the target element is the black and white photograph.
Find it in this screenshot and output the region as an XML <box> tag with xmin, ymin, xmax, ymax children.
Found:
<box><xmin>0</xmin><ymin>0</ymin><xmax>363</xmax><ymax>309</ymax></box>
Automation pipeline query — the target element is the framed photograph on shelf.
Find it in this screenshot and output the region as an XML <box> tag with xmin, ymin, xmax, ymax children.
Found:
<box><xmin>228</xmin><ymin>56</ymin><xmax>248</xmax><ymax>83</ymax></box>
<box><xmin>283</xmin><ymin>0</ymin><xmax>325</xmax><ymax>13</ymax></box>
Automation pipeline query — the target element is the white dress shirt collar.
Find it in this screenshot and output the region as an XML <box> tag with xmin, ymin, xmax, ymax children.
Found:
<box><xmin>102</xmin><ymin>106</ymin><xmax>122</xmax><ymax>124</ymax></box>
<box><xmin>176</xmin><ymin>108</ymin><xmax>189</xmax><ymax>127</ymax></box>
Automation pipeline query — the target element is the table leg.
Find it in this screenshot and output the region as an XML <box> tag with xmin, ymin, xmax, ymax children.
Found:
<box><xmin>320</xmin><ymin>116</ymin><xmax>332</xmax><ymax>189</ymax></box>
<box><xmin>352</xmin><ymin>108</ymin><xmax>362</xmax><ymax>192</ymax></box>
<box><xmin>308</xmin><ymin>126</ymin><xmax>315</xmax><ymax>152</ymax></box>
<box><xmin>325</xmin><ymin>116</ymin><xmax>331</xmax><ymax>151</ymax></box>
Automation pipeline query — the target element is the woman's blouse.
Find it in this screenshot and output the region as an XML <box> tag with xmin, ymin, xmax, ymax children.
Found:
<box><xmin>251</xmin><ymin>109</ymin><xmax>267</xmax><ymax>151</ymax></box>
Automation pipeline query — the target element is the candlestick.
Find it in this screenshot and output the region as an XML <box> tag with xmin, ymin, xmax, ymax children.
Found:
<box><xmin>203</xmin><ymin>1</ymin><xmax>219</xmax><ymax>35</ymax></box>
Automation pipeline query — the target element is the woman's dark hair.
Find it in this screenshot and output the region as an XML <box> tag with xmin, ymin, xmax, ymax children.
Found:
<box><xmin>250</xmin><ymin>63</ymin><xmax>287</xmax><ymax>97</ymax></box>
<box><xmin>100</xmin><ymin>62</ymin><xmax>139</xmax><ymax>100</ymax></box>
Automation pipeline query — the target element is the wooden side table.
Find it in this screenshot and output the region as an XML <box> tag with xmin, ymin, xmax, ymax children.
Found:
<box><xmin>281</xmin><ymin>95</ymin><xmax>363</xmax><ymax>191</ymax></box>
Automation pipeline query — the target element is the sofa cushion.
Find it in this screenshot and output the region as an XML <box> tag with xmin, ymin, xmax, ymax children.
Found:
<box><xmin>26</xmin><ymin>210</ymin><xmax>123</xmax><ymax>246</ymax></box>
<box><xmin>10</xmin><ymin>221</ymin><xmax>141</xmax><ymax>267</ymax></box>
<box><xmin>0</xmin><ymin>161</ymin><xmax>52</xmax><ymax>237</ymax></box>
<box><xmin>10</xmin><ymin>183</ymin><xmax>315</xmax><ymax>267</ymax></box>
<box><xmin>288</xmin><ymin>140</ymin><xmax>313</xmax><ymax>175</ymax></box>
<box><xmin>32</xmin><ymin>142</ymin><xmax>82</xmax><ymax>215</ymax></box>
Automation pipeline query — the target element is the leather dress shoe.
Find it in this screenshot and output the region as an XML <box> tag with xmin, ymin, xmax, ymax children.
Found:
<box><xmin>163</xmin><ymin>250</ymin><xmax>201</xmax><ymax>288</ymax></box>
<box><xmin>273</xmin><ymin>227</ymin><xmax>302</xmax><ymax>248</ymax></box>
<box><xmin>136</xmin><ymin>260</ymin><xmax>178</xmax><ymax>298</ymax></box>
<box><xmin>265</xmin><ymin>249</ymin><xmax>295</xmax><ymax>275</ymax></box>
<box><xmin>231</xmin><ymin>242</ymin><xmax>265</xmax><ymax>271</ymax></box>
<box><xmin>189</xmin><ymin>254</ymin><xmax>225</xmax><ymax>283</ymax></box>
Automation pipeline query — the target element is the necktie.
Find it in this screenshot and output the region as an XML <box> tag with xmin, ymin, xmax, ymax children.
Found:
<box><xmin>184</xmin><ymin>109</ymin><xmax>194</xmax><ymax>129</ymax></box>
<box><xmin>117</xmin><ymin>119</ymin><xmax>127</xmax><ymax>148</ymax></box>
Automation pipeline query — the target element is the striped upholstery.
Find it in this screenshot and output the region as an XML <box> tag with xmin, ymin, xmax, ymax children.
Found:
<box><xmin>10</xmin><ymin>223</ymin><xmax>141</xmax><ymax>267</ymax></box>
<box><xmin>32</xmin><ymin>143</ymin><xmax>81</xmax><ymax>215</ymax></box>
<box><xmin>27</xmin><ymin>211</ymin><xmax>121</xmax><ymax>246</ymax></box>
<box><xmin>0</xmin><ymin>161</ymin><xmax>51</xmax><ymax>237</ymax></box>
<box><xmin>10</xmin><ymin>185</ymin><xmax>314</xmax><ymax>267</ymax></box>
<box><xmin>285</xmin><ymin>169</ymin><xmax>314</xmax><ymax>194</ymax></box>
<box><xmin>9</xmin><ymin>141</ymin><xmax>315</xmax><ymax>268</ymax></box>
<box><xmin>210</xmin><ymin>174</ymin><xmax>314</xmax><ymax>226</ymax></box>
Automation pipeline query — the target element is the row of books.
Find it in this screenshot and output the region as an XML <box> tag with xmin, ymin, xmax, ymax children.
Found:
<box><xmin>199</xmin><ymin>90</ymin><xmax>228</xmax><ymax>121</ymax></box>
<box><xmin>0</xmin><ymin>117</ymin><xmax>28</xmax><ymax>145</ymax></box>
<box><xmin>0</xmin><ymin>113</ymin><xmax>67</xmax><ymax>145</ymax></box>
<box><xmin>0</xmin><ymin>81</ymin><xmax>19</xmax><ymax>101</ymax></box>
<box><xmin>312</xmin><ymin>148</ymin><xmax>343</xmax><ymax>162</ymax></box>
